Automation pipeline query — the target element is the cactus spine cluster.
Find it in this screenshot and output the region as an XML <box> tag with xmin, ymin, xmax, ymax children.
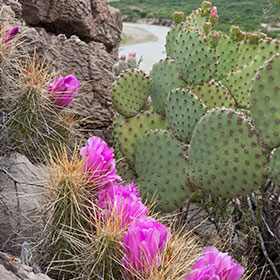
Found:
<box><xmin>111</xmin><ymin>1</ymin><xmax>280</xmax><ymax>212</ymax></box>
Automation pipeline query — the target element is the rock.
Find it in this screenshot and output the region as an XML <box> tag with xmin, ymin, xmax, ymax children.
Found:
<box><xmin>0</xmin><ymin>0</ymin><xmax>122</xmax><ymax>143</ymax></box>
<box><xmin>0</xmin><ymin>251</ymin><xmax>53</xmax><ymax>279</ymax></box>
<box><xmin>0</xmin><ymin>153</ymin><xmax>48</xmax><ymax>256</ymax></box>
<box><xmin>19</xmin><ymin>0</ymin><xmax>122</xmax><ymax>52</ymax></box>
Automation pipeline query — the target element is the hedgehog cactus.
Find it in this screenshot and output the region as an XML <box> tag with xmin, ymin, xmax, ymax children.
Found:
<box><xmin>1</xmin><ymin>56</ymin><xmax>77</xmax><ymax>162</ymax></box>
<box><xmin>111</xmin><ymin>1</ymin><xmax>280</xmax><ymax>212</ymax></box>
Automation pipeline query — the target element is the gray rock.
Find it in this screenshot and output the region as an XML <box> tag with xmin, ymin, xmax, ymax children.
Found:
<box><xmin>0</xmin><ymin>251</ymin><xmax>53</xmax><ymax>279</ymax></box>
<box><xmin>0</xmin><ymin>153</ymin><xmax>48</xmax><ymax>256</ymax></box>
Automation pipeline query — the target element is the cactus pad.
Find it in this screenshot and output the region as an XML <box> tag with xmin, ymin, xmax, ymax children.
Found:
<box><xmin>165</xmin><ymin>23</ymin><xmax>185</xmax><ymax>59</ymax></box>
<box><xmin>268</xmin><ymin>148</ymin><xmax>280</xmax><ymax>186</ymax></box>
<box><xmin>186</xmin><ymin>8</ymin><xmax>207</xmax><ymax>33</ymax></box>
<box><xmin>150</xmin><ymin>57</ymin><xmax>187</xmax><ymax>116</ymax></box>
<box><xmin>112</xmin><ymin>115</ymin><xmax>124</xmax><ymax>159</ymax></box>
<box><xmin>135</xmin><ymin>129</ymin><xmax>190</xmax><ymax>212</ymax></box>
<box><xmin>116</xmin><ymin>160</ymin><xmax>137</xmax><ymax>183</ymax></box>
<box><xmin>236</xmin><ymin>39</ymin><xmax>260</xmax><ymax>68</ymax></box>
<box><xmin>118</xmin><ymin>112</ymin><xmax>168</xmax><ymax>166</ymax></box>
<box><xmin>189</xmin><ymin>108</ymin><xmax>270</xmax><ymax>198</ymax></box>
<box><xmin>225</xmin><ymin>39</ymin><xmax>280</xmax><ymax>109</ymax></box>
<box><xmin>174</xmin><ymin>28</ymin><xmax>218</xmax><ymax>85</ymax></box>
<box><xmin>189</xmin><ymin>81</ymin><xmax>236</xmax><ymax>109</ymax></box>
<box><xmin>250</xmin><ymin>54</ymin><xmax>280</xmax><ymax>148</ymax></box>
<box><xmin>165</xmin><ymin>87</ymin><xmax>207</xmax><ymax>142</ymax></box>
<box><xmin>216</xmin><ymin>32</ymin><xmax>239</xmax><ymax>77</ymax></box>
<box><xmin>111</xmin><ymin>69</ymin><xmax>151</xmax><ymax>117</ymax></box>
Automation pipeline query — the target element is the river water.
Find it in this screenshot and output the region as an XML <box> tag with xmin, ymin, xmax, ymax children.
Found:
<box><xmin>119</xmin><ymin>23</ymin><xmax>170</xmax><ymax>74</ymax></box>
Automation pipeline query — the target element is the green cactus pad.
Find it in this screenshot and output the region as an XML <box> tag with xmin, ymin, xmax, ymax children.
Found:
<box><xmin>112</xmin><ymin>115</ymin><xmax>124</xmax><ymax>159</ymax></box>
<box><xmin>135</xmin><ymin>129</ymin><xmax>190</xmax><ymax>212</ymax></box>
<box><xmin>165</xmin><ymin>23</ymin><xmax>185</xmax><ymax>59</ymax></box>
<box><xmin>116</xmin><ymin>160</ymin><xmax>137</xmax><ymax>183</ymax></box>
<box><xmin>111</xmin><ymin>69</ymin><xmax>151</xmax><ymax>117</ymax></box>
<box><xmin>224</xmin><ymin>67</ymin><xmax>251</xmax><ymax>108</ymax></box>
<box><xmin>268</xmin><ymin>148</ymin><xmax>280</xmax><ymax>186</ymax></box>
<box><xmin>118</xmin><ymin>112</ymin><xmax>168</xmax><ymax>166</ymax></box>
<box><xmin>174</xmin><ymin>28</ymin><xmax>218</xmax><ymax>85</ymax></box>
<box><xmin>186</xmin><ymin>8</ymin><xmax>207</xmax><ymax>33</ymax></box>
<box><xmin>216</xmin><ymin>32</ymin><xmax>239</xmax><ymax>77</ymax></box>
<box><xmin>189</xmin><ymin>108</ymin><xmax>270</xmax><ymax>198</ymax></box>
<box><xmin>236</xmin><ymin>39</ymin><xmax>259</xmax><ymax>68</ymax></box>
<box><xmin>165</xmin><ymin>87</ymin><xmax>207</xmax><ymax>142</ymax></box>
<box><xmin>224</xmin><ymin>39</ymin><xmax>280</xmax><ymax>109</ymax></box>
<box><xmin>250</xmin><ymin>54</ymin><xmax>280</xmax><ymax>149</ymax></box>
<box><xmin>150</xmin><ymin>57</ymin><xmax>187</xmax><ymax>116</ymax></box>
<box><xmin>189</xmin><ymin>81</ymin><xmax>236</xmax><ymax>109</ymax></box>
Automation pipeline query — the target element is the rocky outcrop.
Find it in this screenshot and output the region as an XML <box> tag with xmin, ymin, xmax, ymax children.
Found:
<box><xmin>0</xmin><ymin>0</ymin><xmax>122</xmax><ymax>142</ymax></box>
<box><xmin>0</xmin><ymin>153</ymin><xmax>48</xmax><ymax>256</ymax></box>
<box><xmin>19</xmin><ymin>0</ymin><xmax>122</xmax><ymax>52</ymax></box>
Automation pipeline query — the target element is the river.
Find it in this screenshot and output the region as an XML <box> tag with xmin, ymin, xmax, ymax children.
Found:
<box><xmin>119</xmin><ymin>23</ymin><xmax>170</xmax><ymax>74</ymax></box>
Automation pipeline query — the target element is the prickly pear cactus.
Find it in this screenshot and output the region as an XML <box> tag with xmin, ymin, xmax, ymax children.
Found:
<box><xmin>111</xmin><ymin>69</ymin><xmax>151</xmax><ymax>117</ymax></box>
<box><xmin>111</xmin><ymin>115</ymin><xmax>124</xmax><ymax>159</ymax></box>
<box><xmin>165</xmin><ymin>22</ymin><xmax>185</xmax><ymax>59</ymax></box>
<box><xmin>189</xmin><ymin>81</ymin><xmax>236</xmax><ymax>109</ymax></box>
<box><xmin>135</xmin><ymin>129</ymin><xmax>190</xmax><ymax>212</ymax></box>
<box><xmin>118</xmin><ymin>112</ymin><xmax>168</xmax><ymax>166</ymax></box>
<box><xmin>268</xmin><ymin>147</ymin><xmax>280</xmax><ymax>186</ymax></box>
<box><xmin>215</xmin><ymin>32</ymin><xmax>239</xmax><ymax>77</ymax></box>
<box><xmin>188</xmin><ymin>108</ymin><xmax>270</xmax><ymax>198</ymax></box>
<box><xmin>150</xmin><ymin>57</ymin><xmax>187</xmax><ymax>116</ymax></box>
<box><xmin>186</xmin><ymin>8</ymin><xmax>207</xmax><ymax>33</ymax></box>
<box><xmin>174</xmin><ymin>28</ymin><xmax>218</xmax><ymax>85</ymax></box>
<box><xmin>165</xmin><ymin>87</ymin><xmax>207</xmax><ymax>142</ymax></box>
<box><xmin>236</xmin><ymin>37</ymin><xmax>260</xmax><ymax>68</ymax></box>
<box><xmin>224</xmin><ymin>39</ymin><xmax>280</xmax><ymax>109</ymax></box>
<box><xmin>116</xmin><ymin>160</ymin><xmax>137</xmax><ymax>183</ymax></box>
<box><xmin>250</xmin><ymin>54</ymin><xmax>280</xmax><ymax>149</ymax></box>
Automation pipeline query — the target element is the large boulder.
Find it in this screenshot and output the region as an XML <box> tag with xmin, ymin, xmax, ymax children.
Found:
<box><xmin>0</xmin><ymin>0</ymin><xmax>122</xmax><ymax>142</ymax></box>
<box><xmin>0</xmin><ymin>153</ymin><xmax>48</xmax><ymax>256</ymax></box>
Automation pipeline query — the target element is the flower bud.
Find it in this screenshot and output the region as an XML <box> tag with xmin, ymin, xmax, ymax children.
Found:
<box><xmin>2</xmin><ymin>26</ymin><xmax>18</xmax><ymax>44</ymax></box>
<box><xmin>210</xmin><ymin>6</ymin><xmax>218</xmax><ymax>25</ymax></box>
<box><xmin>173</xmin><ymin>11</ymin><xmax>185</xmax><ymax>23</ymax></box>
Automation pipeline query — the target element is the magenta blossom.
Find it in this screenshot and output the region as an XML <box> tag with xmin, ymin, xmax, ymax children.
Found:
<box><xmin>96</xmin><ymin>183</ymin><xmax>148</xmax><ymax>229</ymax></box>
<box><xmin>121</xmin><ymin>217</ymin><xmax>172</xmax><ymax>275</ymax></box>
<box><xmin>210</xmin><ymin>6</ymin><xmax>218</xmax><ymax>25</ymax></box>
<box><xmin>48</xmin><ymin>74</ymin><xmax>79</xmax><ymax>108</ymax></box>
<box><xmin>185</xmin><ymin>247</ymin><xmax>245</xmax><ymax>280</ymax></box>
<box><xmin>2</xmin><ymin>26</ymin><xmax>18</xmax><ymax>44</ymax></box>
<box><xmin>80</xmin><ymin>136</ymin><xmax>122</xmax><ymax>190</ymax></box>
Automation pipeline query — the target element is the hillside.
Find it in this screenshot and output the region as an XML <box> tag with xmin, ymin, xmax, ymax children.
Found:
<box><xmin>110</xmin><ymin>0</ymin><xmax>280</xmax><ymax>37</ymax></box>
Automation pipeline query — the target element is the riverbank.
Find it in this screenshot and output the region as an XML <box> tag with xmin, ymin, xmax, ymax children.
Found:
<box><xmin>121</xmin><ymin>24</ymin><xmax>158</xmax><ymax>46</ymax></box>
<box><xmin>119</xmin><ymin>23</ymin><xmax>170</xmax><ymax>72</ymax></box>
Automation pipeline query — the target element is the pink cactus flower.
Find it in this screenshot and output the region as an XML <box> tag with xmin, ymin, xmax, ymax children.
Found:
<box><xmin>96</xmin><ymin>183</ymin><xmax>148</xmax><ymax>229</ymax></box>
<box><xmin>211</xmin><ymin>6</ymin><xmax>218</xmax><ymax>18</ymax></box>
<box><xmin>120</xmin><ymin>54</ymin><xmax>126</xmax><ymax>61</ymax></box>
<box><xmin>210</xmin><ymin>6</ymin><xmax>218</xmax><ymax>25</ymax></box>
<box><xmin>121</xmin><ymin>217</ymin><xmax>172</xmax><ymax>275</ymax></box>
<box><xmin>80</xmin><ymin>136</ymin><xmax>122</xmax><ymax>190</ymax></box>
<box><xmin>185</xmin><ymin>247</ymin><xmax>245</xmax><ymax>280</ymax></box>
<box><xmin>129</xmin><ymin>51</ymin><xmax>136</xmax><ymax>58</ymax></box>
<box><xmin>2</xmin><ymin>26</ymin><xmax>18</xmax><ymax>44</ymax></box>
<box><xmin>48</xmin><ymin>74</ymin><xmax>79</xmax><ymax>108</ymax></box>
